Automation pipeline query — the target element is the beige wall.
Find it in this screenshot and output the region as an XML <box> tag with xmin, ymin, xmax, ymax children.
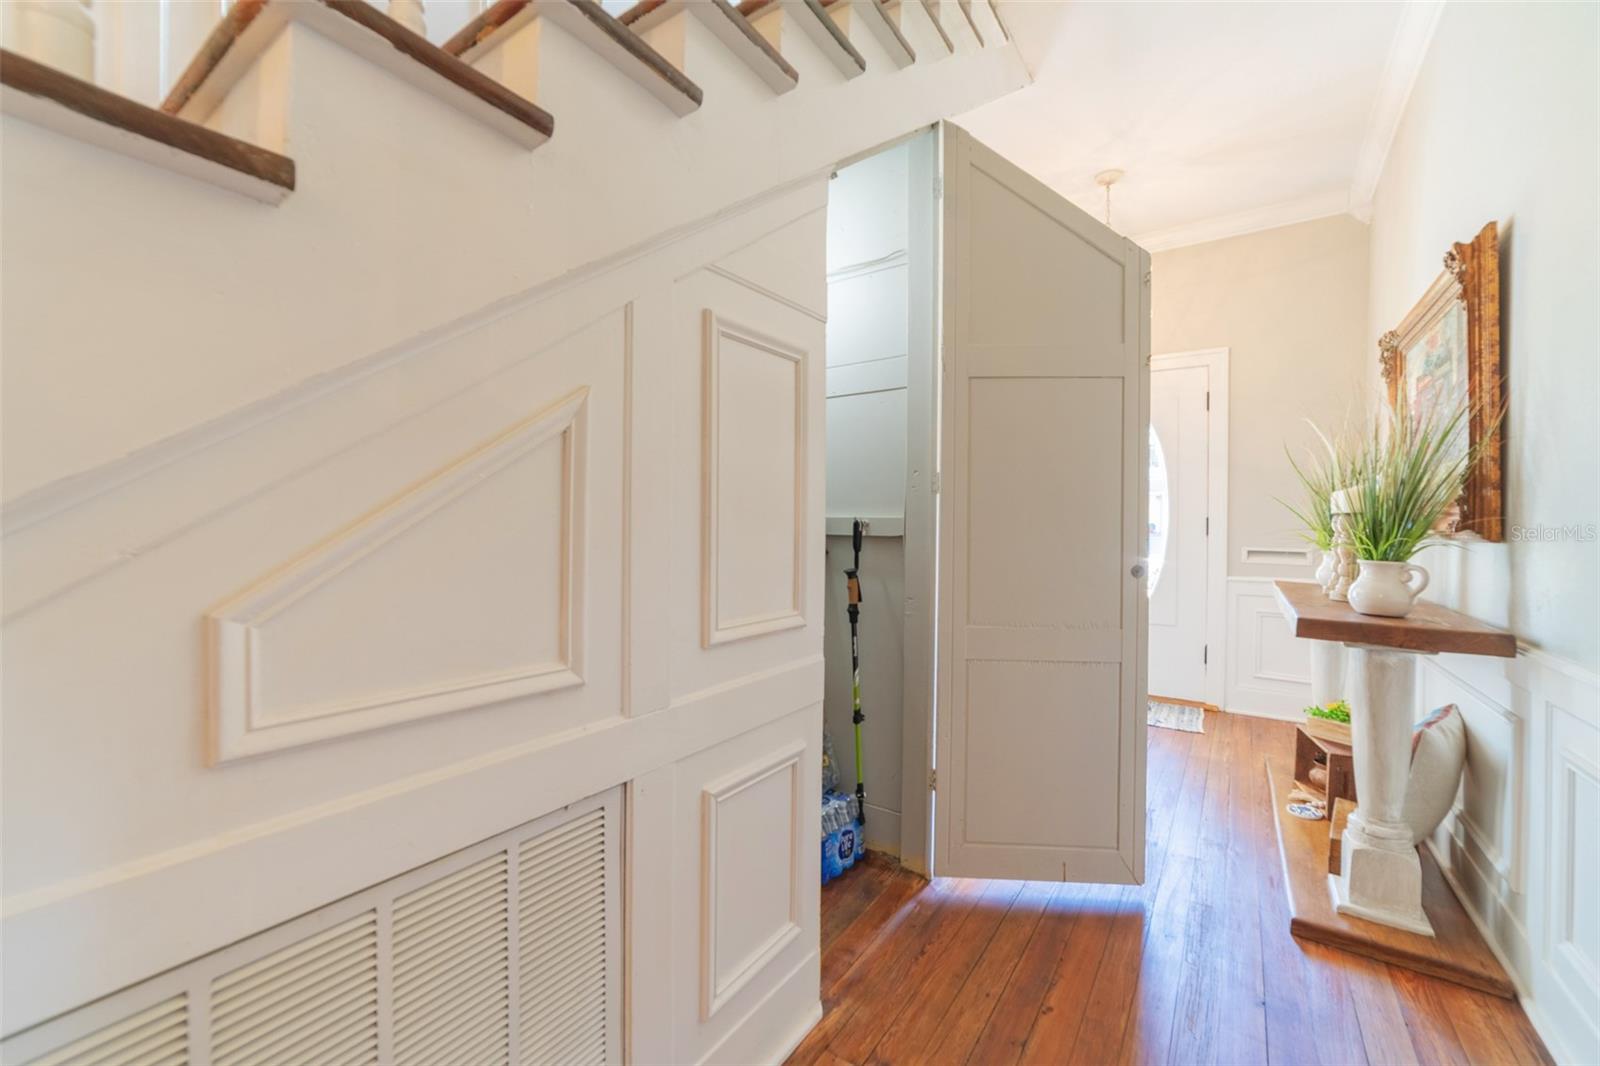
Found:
<box><xmin>1369</xmin><ymin>1</ymin><xmax>1600</xmax><ymax>673</ymax></box>
<box><xmin>1152</xmin><ymin>214</ymin><xmax>1372</xmax><ymax>579</ymax></box>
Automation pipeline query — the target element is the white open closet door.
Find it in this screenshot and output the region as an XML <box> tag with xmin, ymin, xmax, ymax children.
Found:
<box><xmin>934</xmin><ymin>123</ymin><xmax>1150</xmax><ymax>883</ymax></box>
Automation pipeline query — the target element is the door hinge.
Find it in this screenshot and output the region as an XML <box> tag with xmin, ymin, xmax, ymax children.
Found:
<box><xmin>928</xmin><ymin>768</ymin><xmax>937</xmax><ymax>791</ymax></box>
<box><xmin>1205</xmin><ymin>516</ymin><xmax>1210</xmax><ymax>535</ymax></box>
<box><xmin>1203</xmin><ymin>644</ymin><xmax>1209</xmax><ymax>665</ymax></box>
<box><xmin>1205</xmin><ymin>390</ymin><xmax>1210</xmax><ymax>411</ymax></box>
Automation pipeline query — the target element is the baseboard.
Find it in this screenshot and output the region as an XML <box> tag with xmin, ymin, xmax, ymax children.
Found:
<box><xmin>1218</xmin><ymin>703</ymin><xmax>1303</xmax><ymax>723</ymax></box>
<box><xmin>862</xmin><ymin>802</ymin><xmax>901</xmax><ymax>854</ymax></box>
<box><xmin>766</xmin><ymin>998</ymin><xmax>825</xmax><ymax>1066</ymax></box>
<box><xmin>1428</xmin><ymin>838</ymin><xmax>1578</xmax><ymax>1064</ymax></box>
<box><xmin>697</xmin><ymin>946</ymin><xmax>821</xmax><ymax>1066</ymax></box>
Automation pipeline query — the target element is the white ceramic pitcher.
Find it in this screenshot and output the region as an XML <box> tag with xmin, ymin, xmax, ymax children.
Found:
<box><xmin>1348</xmin><ymin>560</ymin><xmax>1430</xmax><ymax>618</ymax></box>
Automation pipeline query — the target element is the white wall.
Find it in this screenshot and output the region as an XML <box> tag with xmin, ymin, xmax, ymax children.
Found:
<box><xmin>1366</xmin><ymin>4</ymin><xmax>1600</xmax><ymax>1060</ymax></box>
<box><xmin>822</xmin><ymin>142</ymin><xmax>911</xmax><ymax>852</ymax></box>
<box><xmin>1152</xmin><ymin>214</ymin><xmax>1372</xmax><ymax>717</ymax></box>
<box><xmin>0</xmin><ymin>23</ymin><xmax>874</xmax><ymax>1063</ymax></box>
<box><xmin>1369</xmin><ymin>3</ymin><xmax>1600</xmax><ymax>676</ymax></box>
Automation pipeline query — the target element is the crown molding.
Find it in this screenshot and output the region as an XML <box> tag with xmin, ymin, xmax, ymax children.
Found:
<box><xmin>1347</xmin><ymin>0</ymin><xmax>1446</xmax><ymax>219</ymax></box>
<box><xmin>1131</xmin><ymin>189</ymin><xmax>1352</xmax><ymax>254</ymax></box>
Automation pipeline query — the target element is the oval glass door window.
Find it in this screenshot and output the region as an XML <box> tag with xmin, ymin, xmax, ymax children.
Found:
<box><xmin>1147</xmin><ymin>425</ymin><xmax>1169</xmax><ymax>598</ymax></box>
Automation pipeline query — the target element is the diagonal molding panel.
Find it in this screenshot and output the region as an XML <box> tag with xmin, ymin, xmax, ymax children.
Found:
<box><xmin>207</xmin><ymin>388</ymin><xmax>589</xmax><ymax>763</ymax></box>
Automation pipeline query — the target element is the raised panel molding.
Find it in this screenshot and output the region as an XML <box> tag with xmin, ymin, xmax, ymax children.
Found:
<box><xmin>1224</xmin><ymin>577</ymin><xmax>1313</xmax><ymax>720</ymax></box>
<box><xmin>699</xmin><ymin>742</ymin><xmax>804</xmax><ymax>1021</ymax></box>
<box><xmin>701</xmin><ymin>311</ymin><xmax>807</xmax><ymax>647</ymax></box>
<box><xmin>1419</xmin><ymin>646</ymin><xmax>1599</xmax><ymax>1064</ymax></box>
<box><xmin>207</xmin><ymin>389</ymin><xmax>589</xmax><ymax>762</ymax></box>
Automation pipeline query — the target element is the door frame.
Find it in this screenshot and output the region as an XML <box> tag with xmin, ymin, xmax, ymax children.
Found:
<box><xmin>1149</xmin><ymin>347</ymin><xmax>1229</xmax><ymax>710</ymax></box>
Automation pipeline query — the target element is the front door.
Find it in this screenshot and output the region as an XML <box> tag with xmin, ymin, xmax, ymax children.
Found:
<box><xmin>1148</xmin><ymin>358</ymin><xmax>1211</xmax><ymax>701</ymax></box>
<box><xmin>933</xmin><ymin>124</ymin><xmax>1149</xmax><ymax>883</ymax></box>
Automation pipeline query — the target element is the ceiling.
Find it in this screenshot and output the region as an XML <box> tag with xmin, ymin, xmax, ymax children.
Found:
<box><xmin>956</xmin><ymin>1</ymin><xmax>1441</xmax><ymax>250</ymax></box>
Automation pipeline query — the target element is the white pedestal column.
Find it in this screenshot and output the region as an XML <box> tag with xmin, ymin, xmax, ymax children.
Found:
<box><xmin>1333</xmin><ymin>643</ymin><xmax>1433</xmax><ymax>935</ymax></box>
<box><xmin>1310</xmin><ymin>641</ymin><xmax>1346</xmax><ymax>705</ymax></box>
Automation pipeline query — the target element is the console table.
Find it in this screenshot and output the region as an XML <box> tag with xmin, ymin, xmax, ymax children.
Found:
<box><xmin>1269</xmin><ymin>579</ymin><xmax>1517</xmax><ymax>994</ymax></box>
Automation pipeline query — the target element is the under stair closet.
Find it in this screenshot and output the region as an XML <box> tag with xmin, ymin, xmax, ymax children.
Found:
<box><xmin>820</xmin><ymin>131</ymin><xmax>939</xmax><ymax>870</ymax></box>
<box><xmin>0</xmin><ymin>2</ymin><xmax>1023</xmax><ymax>1063</ymax></box>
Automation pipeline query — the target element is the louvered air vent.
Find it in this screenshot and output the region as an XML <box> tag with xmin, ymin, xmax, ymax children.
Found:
<box><xmin>24</xmin><ymin>994</ymin><xmax>187</xmax><ymax>1066</ymax></box>
<box><xmin>393</xmin><ymin>854</ymin><xmax>511</xmax><ymax>1066</ymax></box>
<box><xmin>2</xmin><ymin>787</ymin><xmax>620</xmax><ymax>1066</ymax></box>
<box><xmin>210</xmin><ymin>912</ymin><xmax>379</xmax><ymax>1066</ymax></box>
<box><xmin>519</xmin><ymin>807</ymin><xmax>610</xmax><ymax>1066</ymax></box>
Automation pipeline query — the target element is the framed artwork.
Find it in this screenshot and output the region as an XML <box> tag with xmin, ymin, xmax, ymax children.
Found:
<box><xmin>1378</xmin><ymin>221</ymin><xmax>1505</xmax><ymax>541</ymax></box>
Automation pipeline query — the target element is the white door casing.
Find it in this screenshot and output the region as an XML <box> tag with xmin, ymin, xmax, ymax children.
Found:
<box><xmin>934</xmin><ymin>123</ymin><xmax>1150</xmax><ymax>884</ymax></box>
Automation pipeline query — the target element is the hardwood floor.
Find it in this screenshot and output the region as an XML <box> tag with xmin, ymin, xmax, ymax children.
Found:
<box><xmin>789</xmin><ymin>711</ymin><xmax>1552</xmax><ymax>1066</ymax></box>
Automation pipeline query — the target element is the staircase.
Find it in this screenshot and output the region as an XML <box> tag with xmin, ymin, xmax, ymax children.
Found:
<box><xmin>0</xmin><ymin>1</ymin><xmax>1025</xmax><ymax>1054</ymax></box>
<box><xmin>0</xmin><ymin>0</ymin><xmax>1025</xmax><ymax>501</ymax></box>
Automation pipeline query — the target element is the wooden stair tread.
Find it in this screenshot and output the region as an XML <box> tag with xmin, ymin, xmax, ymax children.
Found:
<box><xmin>618</xmin><ymin>0</ymin><xmax>799</xmax><ymax>91</ymax></box>
<box><xmin>0</xmin><ymin>48</ymin><xmax>295</xmax><ymax>201</ymax></box>
<box><xmin>163</xmin><ymin>0</ymin><xmax>554</xmax><ymax>146</ymax></box>
<box><xmin>822</xmin><ymin>0</ymin><xmax>916</xmax><ymax>65</ymax></box>
<box><xmin>884</xmin><ymin>0</ymin><xmax>952</xmax><ymax>54</ymax></box>
<box><xmin>739</xmin><ymin>0</ymin><xmax>866</xmax><ymax>75</ymax></box>
<box><xmin>443</xmin><ymin>0</ymin><xmax>703</xmax><ymax>112</ymax></box>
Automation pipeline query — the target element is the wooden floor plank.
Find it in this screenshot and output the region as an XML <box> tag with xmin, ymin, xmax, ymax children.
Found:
<box><xmin>822</xmin><ymin>857</ymin><xmax>892</xmax><ymax>951</ymax></box>
<box><xmin>826</xmin><ymin>878</ymin><xmax>991</xmax><ymax>1063</ymax></box>
<box><xmin>1072</xmin><ymin>716</ymin><xmax>1200</xmax><ymax>1065</ymax></box>
<box><xmin>911</xmin><ymin>879</ymin><xmax>1055</xmax><ymax>1064</ymax></box>
<box><xmin>821</xmin><ymin>866</ymin><xmax>926</xmax><ymax>997</ymax></box>
<box><xmin>1165</xmin><ymin>710</ymin><xmax>1241</xmax><ymax>1064</ymax></box>
<box><xmin>1016</xmin><ymin>882</ymin><xmax>1125</xmax><ymax>1063</ymax></box>
<box><xmin>791</xmin><ymin>714</ymin><xmax>1552</xmax><ymax>1066</ymax></box>
<box><xmin>864</xmin><ymin>878</ymin><xmax>1024</xmax><ymax>1064</ymax></box>
<box><xmin>1251</xmin><ymin>718</ymin><xmax>1366</xmax><ymax>1066</ymax></box>
<box><xmin>963</xmin><ymin>881</ymin><xmax>1088</xmax><ymax>1066</ymax></box>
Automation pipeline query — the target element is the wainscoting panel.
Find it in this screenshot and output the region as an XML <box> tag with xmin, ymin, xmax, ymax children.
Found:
<box><xmin>1224</xmin><ymin>576</ymin><xmax>1313</xmax><ymax>719</ymax></box>
<box><xmin>701</xmin><ymin>311</ymin><xmax>808</xmax><ymax>647</ymax></box>
<box><xmin>700</xmin><ymin>744</ymin><xmax>805</xmax><ymax>1020</ymax></box>
<box><xmin>208</xmin><ymin>389</ymin><xmax>590</xmax><ymax>762</ymax></box>
<box><xmin>1422</xmin><ymin>647</ymin><xmax>1600</xmax><ymax>1064</ymax></box>
<box><xmin>2</xmin><ymin>178</ymin><xmax>827</xmax><ymax>1056</ymax></box>
<box><xmin>671</xmin><ymin>707</ymin><xmax>820</xmax><ymax>1066</ymax></box>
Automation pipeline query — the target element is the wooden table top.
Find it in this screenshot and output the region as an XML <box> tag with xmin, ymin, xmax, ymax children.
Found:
<box><xmin>1273</xmin><ymin>580</ymin><xmax>1517</xmax><ymax>658</ymax></box>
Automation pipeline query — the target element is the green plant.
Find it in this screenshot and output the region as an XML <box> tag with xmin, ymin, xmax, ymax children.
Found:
<box><xmin>1281</xmin><ymin>422</ymin><xmax>1356</xmax><ymax>552</ymax></box>
<box><xmin>1345</xmin><ymin>391</ymin><xmax>1504</xmax><ymax>562</ymax></box>
<box><xmin>1306</xmin><ymin>700</ymin><xmax>1351</xmax><ymax>724</ymax></box>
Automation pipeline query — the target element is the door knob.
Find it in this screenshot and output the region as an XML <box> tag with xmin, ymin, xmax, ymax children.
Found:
<box><xmin>1131</xmin><ymin>563</ymin><xmax>1146</xmax><ymax>579</ymax></box>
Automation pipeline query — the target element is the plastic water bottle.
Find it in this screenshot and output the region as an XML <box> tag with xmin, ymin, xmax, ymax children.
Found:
<box><xmin>821</xmin><ymin>795</ymin><xmax>844</xmax><ymax>882</ymax></box>
<box><xmin>838</xmin><ymin>796</ymin><xmax>859</xmax><ymax>870</ymax></box>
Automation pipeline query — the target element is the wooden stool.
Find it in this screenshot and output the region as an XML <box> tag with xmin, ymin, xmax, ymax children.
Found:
<box><xmin>1293</xmin><ymin>718</ymin><xmax>1356</xmax><ymax>808</ymax></box>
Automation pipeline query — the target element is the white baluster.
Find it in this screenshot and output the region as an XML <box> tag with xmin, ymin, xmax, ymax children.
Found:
<box><xmin>1</xmin><ymin>0</ymin><xmax>96</xmax><ymax>81</ymax></box>
<box><xmin>388</xmin><ymin>0</ymin><xmax>426</xmax><ymax>36</ymax></box>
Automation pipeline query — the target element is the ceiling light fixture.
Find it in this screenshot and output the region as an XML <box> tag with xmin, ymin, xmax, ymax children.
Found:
<box><xmin>1094</xmin><ymin>169</ymin><xmax>1125</xmax><ymax>228</ymax></box>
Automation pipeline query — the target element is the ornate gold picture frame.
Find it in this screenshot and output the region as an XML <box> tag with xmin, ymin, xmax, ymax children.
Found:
<box><xmin>1378</xmin><ymin>221</ymin><xmax>1504</xmax><ymax>541</ymax></box>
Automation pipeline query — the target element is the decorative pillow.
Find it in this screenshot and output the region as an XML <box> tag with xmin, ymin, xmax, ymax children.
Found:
<box><xmin>1402</xmin><ymin>703</ymin><xmax>1466</xmax><ymax>844</ymax></box>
